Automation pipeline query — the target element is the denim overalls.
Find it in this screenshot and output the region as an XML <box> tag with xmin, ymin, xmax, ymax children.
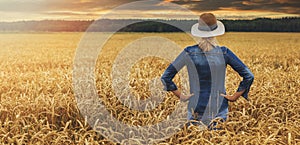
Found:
<box><xmin>161</xmin><ymin>44</ymin><xmax>254</xmax><ymax>124</ymax></box>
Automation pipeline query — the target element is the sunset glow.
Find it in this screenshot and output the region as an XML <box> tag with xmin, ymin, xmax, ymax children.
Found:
<box><xmin>0</xmin><ymin>0</ymin><xmax>299</xmax><ymax>22</ymax></box>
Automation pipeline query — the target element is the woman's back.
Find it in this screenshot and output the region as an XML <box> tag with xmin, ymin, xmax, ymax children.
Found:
<box><xmin>161</xmin><ymin>13</ymin><xmax>254</xmax><ymax>127</ymax></box>
<box><xmin>162</xmin><ymin>44</ymin><xmax>228</xmax><ymax>123</ymax></box>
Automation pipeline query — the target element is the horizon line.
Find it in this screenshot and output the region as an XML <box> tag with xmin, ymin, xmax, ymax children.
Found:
<box><xmin>1</xmin><ymin>16</ymin><xmax>300</xmax><ymax>23</ymax></box>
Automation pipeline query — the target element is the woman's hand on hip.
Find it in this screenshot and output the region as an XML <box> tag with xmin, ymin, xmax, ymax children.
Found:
<box><xmin>171</xmin><ymin>90</ymin><xmax>193</xmax><ymax>102</ymax></box>
<box><xmin>220</xmin><ymin>90</ymin><xmax>245</xmax><ymax>102</ymax></box>
<box><xmin>180</xmin><ymin>93</ymin><xmax>194</xmax><ymax>102</ymax></box>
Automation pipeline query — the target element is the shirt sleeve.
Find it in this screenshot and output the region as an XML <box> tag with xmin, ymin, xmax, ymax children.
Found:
<box><xmin>161</xmin><ymin>50</ymin><xmax>187</xmax><ymax>91</ymax></box>
<box><xmin>225</xmin><ymin>48</ymin><xmax>254</xmax><ymax>100</ymax></box>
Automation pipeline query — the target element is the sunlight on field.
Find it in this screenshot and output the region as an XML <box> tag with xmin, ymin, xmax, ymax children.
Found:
<box><xmin>0</xmin><ymin>32</ymin><xmax>299</xmax><ymax>144</ymax></box>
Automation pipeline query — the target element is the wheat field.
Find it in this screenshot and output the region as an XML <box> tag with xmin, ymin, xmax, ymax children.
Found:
<box><xmin>0</xmin><ymin>32</ymin><xmax>299</xmax><ymax>144</ymax></box>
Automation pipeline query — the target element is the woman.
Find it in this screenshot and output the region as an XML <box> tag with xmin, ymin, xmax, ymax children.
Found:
<box><xmin>161</xmin><ymin>13</ymin><xmax>254</xmax><ymax>128</ymax></box>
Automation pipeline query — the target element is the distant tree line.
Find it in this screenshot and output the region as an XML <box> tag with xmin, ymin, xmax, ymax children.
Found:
<box><xmin>222</xmin><ymin>18</ymin><xmax>300</xmax><ymax>32</ymax></box>
<box><xmin>0</xmin><ymin>17</ymin><xmax>299</xmax><ymax>32</ymax></box>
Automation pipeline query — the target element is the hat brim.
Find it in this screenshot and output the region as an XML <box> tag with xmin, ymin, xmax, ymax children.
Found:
<box><xmin>191</xmin><ymin>21</ymin><xmax>225</xmax><ymax>37</ymax></box>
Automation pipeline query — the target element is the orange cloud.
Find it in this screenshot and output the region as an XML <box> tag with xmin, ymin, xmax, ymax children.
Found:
<box><xmin>274</xmin><ymin>0</ymin><xmax>289</xmax><ymax>4</ymax></box>
<box><xmin>0</xmin><ymin>0</ymin><xmax>299</xmax><ymax>21</ymax></box>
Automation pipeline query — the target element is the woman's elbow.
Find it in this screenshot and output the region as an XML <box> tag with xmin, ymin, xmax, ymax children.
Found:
<box><xmin>160</xmin><ymin>76</ymin><xmax>175</xmax><ymax>91</ymax></box>
<box><xmin>160</xmin><ymin>75</ymin><xmax>168</xmax><ymax>86</ymax></box>
<box><xmin>160</xmin><ymin>77</ymin><xmax>165</xmax><ymax>84</ymax></box>
<box><xmin>250</xmin><ymin>73</ymin><xmax>254</xmax><ymax>81</ymax></box>
<box><xmin>246</xmin><ymin>70</ymin><xmax>254</xmax><ymax>82</ymax></box>
<box><xmin>242</xmin><ymin>67</ymin><xmax>254</xmax><ymax>82</ymax></box>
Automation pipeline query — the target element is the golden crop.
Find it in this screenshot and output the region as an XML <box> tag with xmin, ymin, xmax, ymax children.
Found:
<box><xmin>0</xmin><ymin>32</ymin><xmax>299</xmax><ymax>144</ymax></box>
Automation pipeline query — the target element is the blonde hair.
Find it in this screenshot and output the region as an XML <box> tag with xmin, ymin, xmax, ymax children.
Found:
<box><xmin>198</xmin><ymin>37</ymin><xmax>218</xmax><ymax>52</ymax></box>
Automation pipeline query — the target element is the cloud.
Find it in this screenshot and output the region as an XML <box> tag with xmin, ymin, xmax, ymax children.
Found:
<box><xmin>0</xmin><ymin>0</ymin><xmax>136</xmax><ymax>13</ymax></box>
<box><xmin>42</xmin><ymin>11</ymin><xmax>101</xmax><ymax>17</ymax></box>
<box><xmin>0</xmin><ymin>0</ymin><xmax>47</xmax><ymax>12</ymax></box>
<box><xmin>42</xmin><ymin>0</ymin><xmax>141</xmax><ymax>12</ymax></box>
<box><xmin>1</xmin><ymin>0</ymin><xmax>299</xmax><ymax>14</ymax></box>
<box><xmin>0</xmin><ymin>0</ymin><xmax>299</xmax><ymax>21</ymax></box>
<box><xmin>166</xmin><ymin>0</ymin><xmax>300</xmax><ymax>14</ymax></box>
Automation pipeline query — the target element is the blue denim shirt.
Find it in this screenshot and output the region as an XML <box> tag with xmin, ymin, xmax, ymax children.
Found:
<box><xmin>161</xmin><ymin>45</ymin><xmax>254</xmax><ymax>122</ymax></box>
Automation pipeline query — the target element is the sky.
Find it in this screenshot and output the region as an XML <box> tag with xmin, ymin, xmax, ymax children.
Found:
<box><xmin>0</xmin><ymin>0</ymin><xmax>299</xmax><ymax>22</ymax></box>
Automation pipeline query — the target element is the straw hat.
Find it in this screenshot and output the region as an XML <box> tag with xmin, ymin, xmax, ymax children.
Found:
<box><xmin>191</xmin><ymin>13</ymin><xmax>225</xmax><ymax>38</ymax></box>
